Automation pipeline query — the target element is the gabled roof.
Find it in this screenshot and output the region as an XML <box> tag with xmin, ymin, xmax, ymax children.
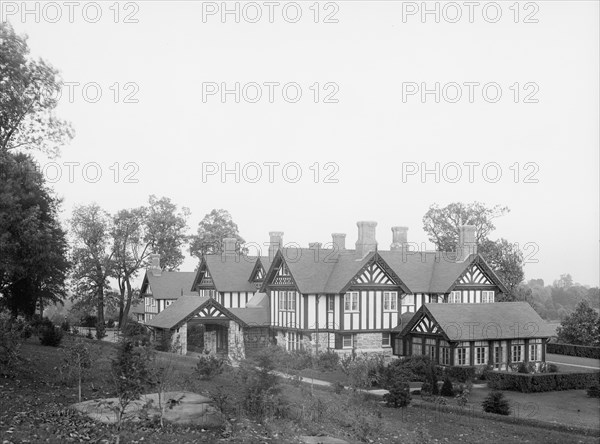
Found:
<box><xmin>146</xmin><ymin>296</ymin><xmax>210</xmax><ymax>329</ymax></box>
<box><xmin>262</xmin><ymin>247</ymin><xmax>506</xmax><ymax>295</ymax></box>
<box><xmin>146</xmin><ymin>293</ymin><xmax>270</xmax><ymax>330</ymax></box>
<box><xmin>142</xmin><ymin>271</ymin><xmax>197</xmax><ymax>300</ymax></box>
<box><xmin>192</xmin><ymin>254</ymin><xmax>259</xmax><ymax>293</ymax></box>
<box><xmin>397</xmin><ymin>302</ymin><xmax>556</xmax><ymax>341</ymax></box>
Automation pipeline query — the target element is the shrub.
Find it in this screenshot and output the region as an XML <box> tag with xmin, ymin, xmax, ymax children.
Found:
<box><xmin>237</xmin><ymin>360</ymin><xmax>285</xmax><ymax>420</ymax></box>
<box><xmin>441</xmin><ymin>377</ymin><xmax>454</xmax><ymax>397</ymax></box>
<box><xmin>195</xmin><ymin>351</ymin><xmax>226</xmax><ymax>380</ymax></box>
<box><xmin>288</xmin><ymin>348</ymin><xmax>313</xmax><ymax>370</ymax></box>
<box><xmin>59</xmin><ymin>340</ymin><xmax>92</xmax><ymax>402</ymax></box>
<box><xmin>316</xmin><ymin>349</ymin><xmax>340</xmax><ymax>371</ymax></box>
<box><xmin>85</xmin><ymin>331</ymin><xmax>94</xmax><ymax>340</ymax></box>
<box><xmin>397</xmin><ymin>355</ymin><xmax>437</xmax><ymax>382</ymax></box>
<box><xmin>0</xmin><ymin>312</ymin><xmax>23</xmax><ymax>376</ymax></box>
<box><xmin>383</xmin><ymin>374</ymin><xmax>411</xmax><ymax>408</ymax></box>
<box><xmin>80</xmin><ymin>315</ymin><xmax>97</xmax><ymax>328</ymax></box>
<box><xmin>122</xmin><ymin>321</ymin><xmax>150</xmax><ymax>346</ymax></box>
<box><xmin>482</xmin><ymin>390</ymin><xmax>510</xmax><ymax>415</ymax></box>
<box><xmin>440</xmin><ymin>366</ymin><xmax>476</xmax><ymax>383</ymax></box>
<box><xmin>548</xmin><ymin>363</ymin><xmax>558</xmax><ymax>373</ymax></box>
<box><xmin>486</xmin><ymin>371</ymin><xmax>600</xmax><ymax>393</ymax></box>
<box><xmin>517</xmin><ymin>361</ymin><xmax>529</xmax><ymax>374</ymax></box>
<box><xmin>587</xmin><ymin>385</ymin><xmax>600</xmax><ymax>398</ymax></box>
<box><xmin>39</xmin><ymin>322</ymin><xmax>64</xmax><ymax>347</ymax></box>
<box><xmin>547</xmin><ymin>342</ymin><xmax>600</xmax><ymax>360</ymax></box>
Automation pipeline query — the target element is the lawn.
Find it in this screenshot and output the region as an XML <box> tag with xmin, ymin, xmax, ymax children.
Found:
<box><xmin>1</xmin><ymin>336</ymin><xmax>599</xmax><ymax>443</ymax></box>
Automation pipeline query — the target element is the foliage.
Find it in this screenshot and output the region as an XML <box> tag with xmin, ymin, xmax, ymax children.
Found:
<box><xmin>60</xmin><ymin>319</ymin><xmax>70</xmax><ymax>332</ymax></box>
<box><xmin>385</xmin><ymin>355</ymin><xmax>437</xmax><ymax>384</ymax></box>
<box><xmin>383</xmin><ymin>371</ymin><xmax>412</xmax><ymax>408</ymax></box>
<box><xmin>547</xmin><ymin>342</ymin><xmax>600</xmax><ymax>360</ymax></box>
<box><xmin>315</xmin><ymin>349</ymin><xmax>340</xmax><ymax>371</ymax></box>
<box><xmin>586</xmin><ymin>385</ymin><xmax>600</xmax><ymax>398</ymax></box>
<box><xmin>39</xmin><ymin>322</ymin><xmax>63</xmax><ymax>346</ymax></box>
<box><xmin>486</xmin><ymin>370</ymin><xmax>600</xmax><ymax>393</ymax></box>
<box><xmin>69</xmin><ymin>204</ymin><xmax>117</xmax><ymax>339</ymax></box>
<box><xmin>0</xmin><ymin>152</ymin><xmax>70</xmax><ymax>316</ymax></box>
<box><xmin>194</xmin><ymin>351</ymin><xmax>226</xmax><ymax>380</ymax></box>
<box><xmin>122</xmin><ymin>321</ymin><xmax>151</xmax><ymax>346</ymax></box>
<box><xmin>441</xmin><ymin>377</ymin><xmax>454</xmax><ymax>397</ymax></box>
<box><xmin>110</xmin><ymin>340</ymin><xmax>155</xmax><ymax>428</ymax></box>
<box><xmin>481</xmin><ymin>390</ymin><xmax>510</xmax><ymax>415</ymax></box>
<box><xmin>479</xmin><ymin>238</ymin><xmax>524</xmax><ymax>298</ymax></box>
<box><xmin>59</xmin><ymin>339</ymin><xmax>92</xmax><ymax>402</ymax></box>
<box><xmin>339</xmin><ymin>353</ymin><xmax>387</xmax><ymax>390</ymax></box>
<box><xmin>0</xmin><ymin>22</ymin><xmax>74</xmax><ymax>157</ymax></box>
<box><xmin>439</xmin><ymin>365</ymin><xmax>476</xmax><ymax>383</ymax></box>
<box><xmin>0</xmin><ymin>311</ymin><xmax>23</xmax><ymax>375</ymax></box>
<box><xmin>236</xmin><ymin>360</ymin><xmax>285</xmax><ymax>420</ymax></box>
<box><xmin>557</xmin><ymin>300</ymin><xmax>600</xmax><ymax>346</ymax></box>
<box><xmin>80</xmin><ymin>315</ymin><xmax>97</xmax><ymax>328</ymax></box>
<box><xmin>189</xmin><ymin>209</ymin><xmax>245</xmax><ymax>259</ymax></box>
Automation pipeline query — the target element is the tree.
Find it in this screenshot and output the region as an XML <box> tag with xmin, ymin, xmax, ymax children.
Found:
<box><xmin>0</xmin><ymin>22</ymin><xmax>74</xmax><ymax>157</ymax></box>
<box><xmin>112</xmin><ymin>196</ymin><xmax>189</xmax><ymax>329</ymax></box>
<box><xmin>0</xmin><ymin>151</ymin><xmax>70</xmax><ymax>316</ymax></box>
<box><xmin>189</xmin><ymin>209</ymin><xmax>245</xmax><ymax>259</ymax></box>
<box><xmin>69</xmin><ymin>204</ymin><xmax>116</xmax><ymax>339</ymax></box>
<box><xmin>557</xmin><ymin>300</ymin><xmax>600</xmax><ymax>346</ymax></box>
<box><xmin>479</xmin><ymin>238</ymin><xmax>525</xmax><ymax>299</ymax></box>
<box><xmin>422</xmin><ymin>202</ymin><xmax>509</xmax><ymax>252</ymax></box>
<box><xmin>482</xmin><ymin>390</ymin><xmax>510</xmax><ymax>415</ymax></box>
<box><xmin>422</xmin><ymin>202</ymin><xmax>524</xmax><ymax>299</ymax></box>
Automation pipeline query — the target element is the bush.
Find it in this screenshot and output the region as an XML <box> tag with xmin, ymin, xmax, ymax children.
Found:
<box><xmin>0</xmin><ymin>312</ymin><xmax>23</xmax><ymax>376</ymax></box>
<box><xmin>548</xmin><ymin>342</ymin><xmax>600</xmax><ymax>360</ymax></box>
<box><xmin>486</xmin><ymin>370</ymin><xmax>600</xmax><ymax>393</ymax></box>
<box><xmin>122</xmin><ymin>321</ymin><xmax>150</xmax><ymax>346</ymax></box>
<box><xmin>383</xmin><ymin>374</ymin><xmax>411</xmax><ymax>408</ymax></box>
<box><xmin>80</xmin><ymin>315</ymin><xmax>97</xmax><ymax>328</ymax></box>
<box><xmin>60</xmin><ymin>319</ymin><xmax>70</xmax><ymax>332</ymax></box>
<box><xmin>482</xmin><ymin>390</ymin><xmax>510</xmax><ymax>415</ymax></box>
<box><xmin>440</xmin><ymin>366</ymin><xmax>476</xmax><ymax>383</ymax></box>
<box><xmin>587</xmin><ymin>385</ymin><xmax>600</xmax><ymax>398</ymax></box>
<box><xmin>106</xmin><ymin>319</ymin><xmax>115</xmax><ymax>328</ymax></box>
<box><xmin>39</xmin><ymin>322</ymin><xmax>64</xmax><ymax>347</ymax></box>
<box><xmin>517</xmin><ymin>362</ymin><xmax>529</xmax><ymax>374</ymax></box>
<box><xmin>195</xmin><ymin>352</ymin><xmax>226</xmax><ymax>380</ymax></box>
<box><xmin>441</xmin><ymin>377</ymin><xmax>454</xmax><ymax>397</ymax></box>
<box><xmin>316</xmin><ymin>349</ymin><xmax>340</xmax><ymax>372</ymax></box>
<box><xmin>237</xmin><ymin>360</ymin><xmax>285</xmax><ymax>420</ymax></box>
<box><xmin>395</xmin><ymin>355</ymin><xmax>437</xmax><ymax>382</ymax></box>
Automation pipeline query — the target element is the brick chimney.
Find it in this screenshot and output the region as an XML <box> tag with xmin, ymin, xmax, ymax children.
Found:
<box><xmin>457</xmin><ymin>225</ymin><xmax>477</xmax><ymax>261</ymax></box>
<box><xmin>149</xmin><ymin>253</ymin><xmax>161</xmax><ymax>277</ymax></box>
<box><xmin>332</xmin><ymin>233</ymin><xmax>346</xmax><ymax>251</ymax></box>
<box><xmin>355</xmin><ymin>221</ymin><xmax>377</xmax><ymax>258</ymax></box>
<box><xmin>268</xmin><ymin>231</ymin><xmax>284</xmax><ymax>258</ymax></box>
<box><xmin>223</xmin><ymin>237</ymin><xmax>237</xmax><ymax>257</ymax></box>
<box><xmin>390</xmin><ymin>226</ymin><xmax>409</xmax><ymax>251</ymax></box>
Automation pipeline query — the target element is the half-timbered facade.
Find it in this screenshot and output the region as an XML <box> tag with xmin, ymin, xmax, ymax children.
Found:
<box><xmin>262</xmin><ymin>222</ymin><xmax>508</xmax><ymax>355</ymax></box>
<box><xmin>394</xmin><ymin>302</ymin><xmax>555</xmax><ymax>370</ymax></box>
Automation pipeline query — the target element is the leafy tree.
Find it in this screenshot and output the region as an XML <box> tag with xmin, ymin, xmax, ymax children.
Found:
<box><xmin>557</xmin><ymin>300</ymin><xmax>600</xmax><ymax>346</ymax></box>
<box><xmin>69</xmin><ymin>204</ymin><xmax>116</xmax><ymax>339</ymax></box>
<box><xmin>0</xmin><ymin>22</ymin><xmax>74</xmax><ymax>157</ymax></box>
<box><xmin>422</xmin><ymin>202</ymin><xmax>525</xmax><ymax>299</ymax></box>
<box><xmin>189</xmin><ymin>209</ymin><xmax>245</xmax><ymax>259</ymax></box>
<box><xmin>422</xmin><ymin>202</ymin><xmax>509</xmax><ymax>252</ymax></box>
<box><xmin>112</xmin><ymin>196</ymin><xmax>189</xmax><ymax>329</ymax></box>
<box><xmin>0</xmin><ymin>152</ymin><xmax>70</xmax><ymax>316</ymax></box>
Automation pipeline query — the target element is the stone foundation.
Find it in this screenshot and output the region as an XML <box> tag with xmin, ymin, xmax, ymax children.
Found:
<box><xmin>228</xmin><ymin>321</ymin><xmax>245</xmax><ymax>362</ymax></box>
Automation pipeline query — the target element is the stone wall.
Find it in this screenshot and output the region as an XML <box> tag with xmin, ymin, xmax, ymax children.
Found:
<box><xmin>204</xmin><ymin>329</ymin><xmax>217</xmax><ymax>354</ymax></box>
<box><xmin>173</xmin><ymin>323</ymin><xmax>187</xmax><ymax>355</ymax></box>
<box><xmin>228</xmin><ymin>321</ymin><xmax>245</xmax><ymax>362</ymax></box>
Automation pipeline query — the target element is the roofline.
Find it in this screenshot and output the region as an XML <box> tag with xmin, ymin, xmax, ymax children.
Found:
<box><xmin>446</xmin><ymin>254</ymin><xmax>510</xmax><ymax>294</ymax></box>
<box><xmin>339</xmin><ymin>251</ymin><xmax>412</xmax><ymax>294</ymax></box>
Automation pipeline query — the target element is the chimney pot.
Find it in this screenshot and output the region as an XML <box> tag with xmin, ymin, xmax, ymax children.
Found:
<box><xmin>355</xmin><ymin>221</ymin><xmax>378</xmax><ymax>258</ymax></box>
<box><xmin>149</xmin><ymin>253</ymin><xmax>161</xmax><ymax>276</ymax></box>
<box><xmin>391</xmin><ymin>226</ymin><xmax>409</xmax><ymax>251</ymax></box>
<box><xmin>223</xmin><ymin>238</ymin><xmax>237</xmax><ymax>258</ymax></box>
<box><xmin>268</xmin><ymin>231</ymin><xmax>284</xmax><ymax>259</ymax></box>
<box><xmin>309</xmin><ymin>242</ymin><xmax>322</xmax><ymax>249</ymax></box>
<box><xmin>332</xmin><ymin>233</ymin><xmax>346</xmax><ymax>251</ymax></box>
<box><xmin>457</xmin><ymin>225</ymin><xmax>477</xmax><ymax>261</ymax></box>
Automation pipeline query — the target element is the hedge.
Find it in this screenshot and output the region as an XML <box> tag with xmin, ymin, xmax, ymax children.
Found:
<box><xmin>547</xmin><ymin>342</ymin><xmax>600</xmax><ymax>360</ymax></box>
<box><xmin>439</xmin><ymin>366</ymin><xmax>476</xmax><ymax>383</ymax></box>
<box><xmin>486</xmin><ymin>371</ymin><xmax>600</xmax><ymax>393</ymax></box>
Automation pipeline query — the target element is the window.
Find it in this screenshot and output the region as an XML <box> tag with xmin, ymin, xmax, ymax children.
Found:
<box><xmin>475</xmin><ymin>344</ymin><xmax>487</xmax><ymax>365</ymax></box>
<box><xmin>482</xmin><ymin>291</ymin><xmax>494</xmax><ymax>303</ymax></box>
<box><xmin>449</xmin><ymin>291</ymin><xmax>461</xmax><ymax>304</ymax></box>
<box><xmin>382</xmin><ymin>333</ymin><xmax>391</xmax><ymax>347</ymax></box>
<box><xmin>426</xmin><ymin>338</ymin><xmax>436</xmax><ymax>359</ymax></box>
<box><xmin>457</xmin><ymin>348</ymin><xmax>467</xmax><ymax>366</ymax></box>
<box><xmin>150</xmin><ymin>298</ymin><xmax>157</xmax><ymax>308</ymax></box>
<box><xmin>395</xmin><ymin>338</ymin><xmax>405</xmax><ymax>355</ymax></box>
<box><xmin>287</xmin><ymin>332</ymin><xmax>299</xmax><ymax>351</ymax></box>
<box><xmin>342</xmin><ymin>334</ymin><xmax>354</xmax><ymax>349</ymax></box>
<box><xmin>412</xmin><ymin>337</ymin><xmax>422</xmax><ymax>356</ymax></box>
<box><xmin>344</xmin><ymin>292</ymin><xmax>359</xmax><ymax>312</ymax></box>
<box><xmin>403</xmin><ymin>294</ymin><xmax>414</xmax><ymax>305</ymax></box>
<box><xmin>328</xmin><ymin>296</ymin><xmax>335</xmax><ymax>312</ymax></box>
<box><xmin>511</xmin><ymin>341</ymin><xmax>524</xmax><ymax>363</ymax></box>
<box><xmin>529</xmin><ymin>339</ymin><xmax>542</xmax><ymax>361</ymax></box>
<box><xmin>287</xmin><ymin>291</ymin><xmax>296</xmax><ymax>311</ymax></box>
<box><xmin>441</xmin><ymin>347</ymin><xmax>451</xmax><ymax>365</ymax></box>
<box><xmin>279</xmin><ymin>292</ymin><xmax>286</xmax><ymax>311</ymax></box>
<box><xmin>383</xmin><ymin>291</ymin><xmax>398</xmax><ymax>312</ymax></box>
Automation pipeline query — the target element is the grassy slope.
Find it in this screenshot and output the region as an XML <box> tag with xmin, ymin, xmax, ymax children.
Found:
<box><xmin>1</xmin><ymin>337</ymin><xmax>599</xmax><ymax>444</ymax></box>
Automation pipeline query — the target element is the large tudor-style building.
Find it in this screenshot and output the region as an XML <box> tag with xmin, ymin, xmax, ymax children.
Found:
<box><xmin>143</xmin><ymin>222</ymin><xmax>553</xmax><ymax>369</ymax></box>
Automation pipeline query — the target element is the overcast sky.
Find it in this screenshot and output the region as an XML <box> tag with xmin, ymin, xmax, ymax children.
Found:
<box><xmin>6</xmin><ymin>1</ymin><xmax>599</xmax><ymax>287</ymax></box>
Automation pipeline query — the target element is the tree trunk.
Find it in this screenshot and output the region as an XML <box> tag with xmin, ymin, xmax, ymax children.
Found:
<box><xmin>96</xmin><ymin>286</ymin><xmax>106</xmax><ymax>339</ymax></box>
<box><xmin>117</xmin><ymin>278</ymin><xmax>125</xmax><ymax>329</ymax></box>
<box><xmin>121</xmin><ymin>279</ymin><xmax>134</xmax><ymax>331</ymax></box>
